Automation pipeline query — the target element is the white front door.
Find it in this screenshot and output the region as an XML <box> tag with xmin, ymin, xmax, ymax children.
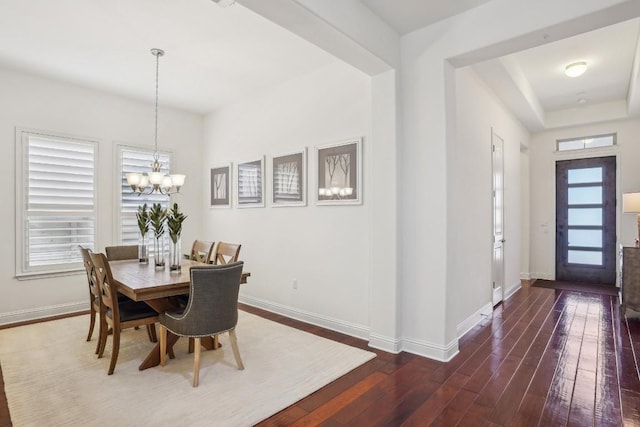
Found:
<box><xmin>492</xmin><ymin>130</ymin><xmax>505</xmax><ymax>305</ymax></box>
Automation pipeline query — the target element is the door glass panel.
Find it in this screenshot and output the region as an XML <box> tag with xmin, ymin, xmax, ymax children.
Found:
<box><xmin>568</xmin><ymin>230</ymin><xmax>602</xmax><ymax>248</ymax></box>
<box><xmin>568</xmin><ymin>186</ymin><xmax>602</xmax><ymax>205</ymax></box>
<box><xmin>568</xmin><ymin>250</ymin><xmax>602</xmax><ymax>265</ymax></box>
<box><xmin>568</xmin><ymin>208</ymin><xmax>602</xmax><ymax>226</ymax></box>
<box><xmin>568</xmin><ymin>167</ymin><xmax>602</xmax><ymax>184</ymax></box>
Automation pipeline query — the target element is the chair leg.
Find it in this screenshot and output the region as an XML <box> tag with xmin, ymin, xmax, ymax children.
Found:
<box><xmin>193</xmin><ymin>337</ymin><xmax>201</xmax><ymax>387</ymax></box>
<box><xmin>87</xmin><ymin>304</ymin><xmax>96</xmax><ymax>341</ymax></box>
<box><xmin>213</xmin><ymin>334</ymin><xmax>220</xmax><ymax>349</ymax></box>
<box><xmin>229</xmin><ymin>329</ymin><xmax>244</xmax><ymax>370</ymax></box>
<box><xmin>107</xmin><ymin>327</ymin><xmax>121</xmax><ymax>375</ymax></box>
<box><xmin>147</xmin><ymin>324</ymin><xmax>158</xmax><ymax>343</ymax></box>
<box><xmin>160</xmin><ymin>326</ymin><xmax>167</xmax><ymax>366</ymax></box>
<box><xmin>188</xmin><ymin>337</ymin><xmax>194</xmax><ymax>354</ymax></box>
<box><xmin>95</xmin><ymin>311</ymin><xmax>104</xmax><ymax>355</ymax></box>
<box><xmin>97</xmin><ymin>319</ymin><xmax>108</xmax><ymax>358</ymax></box>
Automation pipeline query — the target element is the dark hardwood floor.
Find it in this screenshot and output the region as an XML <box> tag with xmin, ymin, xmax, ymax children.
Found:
<box><xmin>1</xmin><ymin>282</ymin><xmax>639</xmax><ymax>426</ymax></box>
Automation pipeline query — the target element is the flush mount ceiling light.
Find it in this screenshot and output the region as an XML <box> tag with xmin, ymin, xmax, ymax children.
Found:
<box><xmin>565</xmin><ymin>61</ymin><xmax>587</xmax><ymax>77</ymax></box>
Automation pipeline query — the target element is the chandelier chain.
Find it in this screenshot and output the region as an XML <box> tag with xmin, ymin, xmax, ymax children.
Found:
<box><xmin>154</xmin><ymin>50</ymin><xmax>160</xmax><ymax>161</ymax></box>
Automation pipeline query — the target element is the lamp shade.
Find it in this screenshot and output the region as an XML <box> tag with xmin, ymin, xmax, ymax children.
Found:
<box><xmin>623</xmin><ymin>192</ymin><xmax>640</xmax><ymax>213</ymax></box>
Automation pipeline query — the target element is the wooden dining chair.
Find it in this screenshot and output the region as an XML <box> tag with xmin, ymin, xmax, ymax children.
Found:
<box><xmin>91</xmin><ymin>252</ymin><xmax>160</xmax><ymax>375</ymax></box>
<box><xmin>190</xmin><ymin>240</ymin><xmax>215</xmax><ymax>264</ymax></box>
<box><xmin>213</xmin><ymin>242</ymin><xmax>241</xmax><ymax>265</ymax></box>
<box><xmin>159</xmin><ymin>262</ymin><xmax>245</xmax><ymax>387</ymax></box>
<box><xmin>80</xmin><ymin>246</ymin><xmax>103</xmax><ymax>354</ymax></box>
<box><xmin>105</xmin><ymin>244</ymin><xmax>157</xmax><ymax>342</ymax></box>
<box><xmin>105</xmin><ymin>245</ymin><xmax>139</xmax><ymax>261</ymax></box>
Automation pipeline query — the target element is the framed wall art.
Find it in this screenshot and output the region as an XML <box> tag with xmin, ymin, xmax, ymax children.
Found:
<box><xmin>272</xmin><ymin>148</ymin><xmax>306</xmax><ymax>207</ymax></box>
<box><xmin>236</xmin><ymin>157</ymin><xmax>265</xmax><ymax>208</ymax></box>
<box><xmin>316</xmin><ymin>138</ymin><xmax>362</xmax><ymax>205</ymax></box>
<box><xmin>210</xmin><ymin>163</ymin><xmax>231</xmax><ymax>208</ymax></box>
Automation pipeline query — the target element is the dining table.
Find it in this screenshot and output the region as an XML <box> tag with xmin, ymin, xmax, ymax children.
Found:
<box><xmin>109</xmin><ymin>258</ymin><xmax>250</xmax><ymax>370</ymax></box>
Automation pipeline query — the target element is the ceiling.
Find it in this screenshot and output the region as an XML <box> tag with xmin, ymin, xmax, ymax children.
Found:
<box><xmin>0</xmin><ymin>0</ymin><xmax>637</xmax><ymax>131</ymax></box>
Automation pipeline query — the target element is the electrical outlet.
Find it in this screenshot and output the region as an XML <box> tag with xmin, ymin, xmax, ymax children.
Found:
<box><xmin>292</xmin><ymin>278</ymin><xmax>297</xmax><ymax>289</ymax></box>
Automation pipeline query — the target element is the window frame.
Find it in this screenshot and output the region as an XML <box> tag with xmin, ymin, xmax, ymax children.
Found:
<box><xmin>15</xmin><ymin>127</ymin><xmax>99</xmax><ymax>279</ymax></box>
<box><xmin>556</xmin><ymin>133</ymin><xmax>616</xmax><ymax>152</ymax></box>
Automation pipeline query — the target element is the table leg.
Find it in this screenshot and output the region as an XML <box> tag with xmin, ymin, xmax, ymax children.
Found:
<box><xmin>201</xmin><ymin>336</ymin><xmax>221</xmax><ymax>350</ymax></box>
<box><xmin>139</xmin><ymin>331</ymin><xmax>180</xmax><ymax>370</ymax></box>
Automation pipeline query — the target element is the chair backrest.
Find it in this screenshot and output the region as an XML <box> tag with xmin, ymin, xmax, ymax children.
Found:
<box><xmin>105</xmin><ymin>245</ymin><xmax>138</xmax><ymax>261</ymax></box>
<box><xmin>90</xmin><ymin>252</ymin><xmax>120</xmax><ymax>320</ymax></box>
<box><xmin>213</xmin><ymin>242</ymin><xmax>241</xmax><ymax>265</ymax></box>
<box><xmin>179</xmin><ymin>262</ymin><xmax>244</xmax><ymax>336</ymax></box>
<box><xmin>190</xmin><ymin>240</ymin><xmax>215</xmax><ymax>264</ymax></box>
<box><xmin>80</xmin><ymin>246</ymin><xmax>100</xmax><ymax>299</ymax></box>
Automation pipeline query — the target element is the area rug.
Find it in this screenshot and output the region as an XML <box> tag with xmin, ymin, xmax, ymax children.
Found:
<box><xmin>532</xmin><ymin>279</ymin><xmax>619</xmax><ymax>296</ymax></box>
<box><xmin>0</xmin><ymin>311</ymin><xmax>375</xmax><ymax>426</ymax></box>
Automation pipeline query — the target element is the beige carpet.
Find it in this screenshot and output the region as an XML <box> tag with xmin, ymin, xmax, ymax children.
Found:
<box><xmin>0</xmin><ymin>311</ymin><xmax>375</xmax><ymax>426</ymax></box>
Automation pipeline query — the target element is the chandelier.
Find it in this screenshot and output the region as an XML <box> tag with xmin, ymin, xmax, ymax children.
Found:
<box><xmin>126</xmin><ymin>48</ymin><xmax>185</xmax><ymax>195</ymax></box>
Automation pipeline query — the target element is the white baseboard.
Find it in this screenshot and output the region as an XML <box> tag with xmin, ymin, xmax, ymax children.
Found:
<box><xmin>456</xmin><ymin>302</ymin><xmax>492</xmax><ymax>339</ymax></box>
<box><xmin>401</xmin><ymin>336</ymin><xmax>459</xmax><ymax>362</ymax></box>
<box><xmin>520</xmin><ymin>272</ymin><xmax>531</xmax><ymax>280</ymax></box>
<box><xmin>504</xmin><ymin>281</ymin><xmax>522</xmax><ymax>301</ymax></box>
<box><xmin>0</xmin><ymin>301</ymin><xmax>87</xmax><ymax>326</ymax></box>
<box><xmin>240</xmin><ymin>296</ymin><xmax>462</xmax><ymax>360</ymax></box>
<box><xmin>239</xmin><ymin>295</ymin><xmax>370</xmax><ymax>341</ymax></box>
<box><xmin>368</xmin><ymin>333</ymin><xmax>401</xmax><ymax>354</ymax></box>
<box><xmin>532</xmin><ymin>272</ymin><xmax>553</xmax><ymax>280</ymax></box>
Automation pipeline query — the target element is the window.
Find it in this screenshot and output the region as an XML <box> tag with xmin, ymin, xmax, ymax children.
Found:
<box><xmin>15</xmin><ymin>129</ymin><xmax>97</xmax><ymax>277</ymax></box>
<box><xmin>557</xmin><ymin>134</ymin><xmax>616</xmax><ymax>152</ymax></box>
<box><xmin>118</xmin><ymin>146</ymin><xmax>170</xmax><ymax>245</ymax></box>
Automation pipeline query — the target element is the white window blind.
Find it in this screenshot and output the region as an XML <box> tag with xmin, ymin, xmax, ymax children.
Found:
<box><xmin>118</xmin><ymin>146</ymin><xmax>170</xmax><ymax>246</ymax></box>
<box><xmin>16</xmin><ymin>130</ymin><xmax>97</xmax><ymax>276</ymax></box>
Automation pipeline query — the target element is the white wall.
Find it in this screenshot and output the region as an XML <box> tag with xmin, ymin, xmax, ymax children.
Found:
<box><xmin>529</xmin><ymin>118</ymin><xmax>640</xmax><ymax>280</ymax></box>
<box><xmin>202</xmin><ymin>61</ymin><xmax>373</xmax><ymax>337</ymax></box>
<box><xmin>0</xmin><ymin>67</ymin><xmax>202</xmax><ymax>324</ymax></box>
<box><xmin>452</xmin><ymin>67</ymin><xmax>529</xmax><ymax>335</ymax></box>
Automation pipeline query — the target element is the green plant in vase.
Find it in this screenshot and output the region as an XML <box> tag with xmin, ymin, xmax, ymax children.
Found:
<box><xmin>149</xmin><ymin>203</ymin><xmax>167</xmax><ymax>269</ymax></box>
<box><xmin>136</xmin><ymin>203</ymin><xmax>150</xmax><ymax>263</ymax></box>
<box><xmin>167</xmin><ymin>203</ymin><xmax>187</xmax><ymax>272</ymax></box>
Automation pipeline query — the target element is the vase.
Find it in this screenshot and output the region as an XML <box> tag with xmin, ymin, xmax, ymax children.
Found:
<box><xmin>138</xmin><ymin>232</ymin><xmax>149</xmax><ymax>264</ymax></box>
<box><xmin>169</xmin><ymin>237</ymin><xmax>181</xmax><ymax>274</ymax></box>
<box><xmin>154</xmin><ymin>234</ymin><xmax>166</xmax><ymax>270</ymax></box>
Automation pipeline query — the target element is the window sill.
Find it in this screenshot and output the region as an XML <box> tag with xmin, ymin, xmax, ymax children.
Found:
<box><xmin>16</xmin><ymin>269</ymin><xmax>84</xmax><ymax>281</ymax></box>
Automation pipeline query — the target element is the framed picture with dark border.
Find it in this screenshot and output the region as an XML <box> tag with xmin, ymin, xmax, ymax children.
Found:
<box><xmin>236</xmin><ymin>157</ymin><xmax>265</xmax><ymax>208</ymax></box>
<box><xmin>272</xmin><ymin>148</ymin><xmax>306</xmax><ymax>207</ymax></box>
<box><xmin>210</xmin><ymin>163</ymin><xmax>231</xmax><ymax>208</ymax></box>
<box><xmin>316</xmin><ymin>138</ymin><xmax>362</xmax><ymax>205</ymax></box>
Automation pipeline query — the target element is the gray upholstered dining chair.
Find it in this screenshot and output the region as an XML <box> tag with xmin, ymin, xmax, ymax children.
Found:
<box><xmin>159</xmin><ymin>261</ymin><xmax>245</xmax><ymax>387</ymax></box>
<box><xmin>105</xmin><ymin>245</ymin><xmax>139</xmax><ymax>261</ymax></box>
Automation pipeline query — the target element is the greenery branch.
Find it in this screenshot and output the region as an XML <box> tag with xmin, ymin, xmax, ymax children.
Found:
<box><xmin>167</xmin><ymin>203</ymin><xmax>187</xmax><ymax>244</ymax></box>
<box><xmin>149</xmin><ymin>203</ymin><xmax>167</xmax><ymax>240</ymax></box>
<box><xmin>136</xmin><ymin>203</ymin><xmax>150</xmax><ymax>236</ymax></box>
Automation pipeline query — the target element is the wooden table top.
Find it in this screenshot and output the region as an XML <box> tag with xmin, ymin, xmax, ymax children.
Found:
<box><xmin>109</xmin><ymin>259</ymin><xmax>250</xmax><ymax>302</ymax></box>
